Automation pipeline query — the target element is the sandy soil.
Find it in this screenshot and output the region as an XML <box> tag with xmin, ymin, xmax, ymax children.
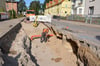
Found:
<box><xmin>21</xmin><ymin>22</ymin><xmax>77</xmax><ymax>66</ymax></box>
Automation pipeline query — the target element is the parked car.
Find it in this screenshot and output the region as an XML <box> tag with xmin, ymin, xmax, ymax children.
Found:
<box><xmin>0</xmin><ymin>12</ymin><xmax>9</xmax><ymax>20</ymax></box>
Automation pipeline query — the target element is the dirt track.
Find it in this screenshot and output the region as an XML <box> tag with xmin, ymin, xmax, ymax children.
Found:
<box><xmin>21</xmin><ymin>22</ymin><xmax>77</xmax><ymax>66</ymax></box>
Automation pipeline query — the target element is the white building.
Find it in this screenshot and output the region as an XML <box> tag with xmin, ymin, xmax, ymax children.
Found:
<box><xmin>85</xmin><ymin>0</ymin><xmax>100</xmax><ymax>16</ymax></box>
<box><xmin>71</xmin><ymin>0</ymin><xmax>86</xmax><ymax>15</ymax></box>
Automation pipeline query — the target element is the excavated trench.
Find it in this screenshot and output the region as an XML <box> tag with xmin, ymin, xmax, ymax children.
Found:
<box><xmin>0</xmin><ymin>23</ymin><xmax>36</xmax><ymax>66</ymax></box>
<box><xmin>50</xmin><ymin>25</ymin><xmax>100</xmax><ymax>66</ymax></box>
<box><xmin>0</xmin><ymin>22</ymin><xmax>100</xmax><ymax>66</ymax></box>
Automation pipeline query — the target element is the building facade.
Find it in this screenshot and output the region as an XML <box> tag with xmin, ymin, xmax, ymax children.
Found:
<box><xmin>6</xmin><ymin>0</ymin><xmax>18</xmax><ymax>14</ymax></box>
<box><xmin>45</xmin><ymin>0</ymin><xmax>72</xmax><ymax>16</ymax></box>
<box><xmin>71</xmin><ymin>0</ymin><xmax>86</xmax><ymax>15</ymax></box>
<box><xmin>85</xmin><ymin>0</ymin><xmax>100</xmax><ymax>16</ymax></box>
<box><xmin>0</xmin><ymin>0</ymin><xmax>6</xmax><ymax>12</ymax></box>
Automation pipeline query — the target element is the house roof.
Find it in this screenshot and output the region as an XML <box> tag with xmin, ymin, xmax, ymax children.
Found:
<box><xmin>6</xmin><ymin>0</ymin><xmax>18</xmax><ymax>3</ymax></box>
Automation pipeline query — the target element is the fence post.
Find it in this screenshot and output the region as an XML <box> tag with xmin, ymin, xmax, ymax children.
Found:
<box><xmin>90</xmin><ymin>15</ymin><xmax>92</xmax><ymax>24</ymax></box>
<box><xmin>85</xmin><ymin>15</ymin><xmax>88</xmax><ymax>24</ymax></box>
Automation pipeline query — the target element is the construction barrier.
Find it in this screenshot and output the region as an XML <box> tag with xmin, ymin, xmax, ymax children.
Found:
<box><xmin>29</xmin><ymin>15</ymin><xmax>52</xmax><ymax>23</ymax></box>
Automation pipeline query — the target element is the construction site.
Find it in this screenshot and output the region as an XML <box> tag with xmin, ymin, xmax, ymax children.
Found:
<box><xmin>0</xmin><ymin>17</ymin><xmax>100</xmax><ymax>66</ymax></box>
<box><xmin>0</xmin><ymin>0</ymin><xmax>100</xmax><ymax>65</ymax></box>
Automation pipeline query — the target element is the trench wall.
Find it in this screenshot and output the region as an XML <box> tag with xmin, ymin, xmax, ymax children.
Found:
<box><xmin>0</xmin><ymin>23</ymin><xmax>22</xmax><ymax>53</ymax></box>
<box><xmin>0</xmin><ymin>23</ymin><xmax>37</xmax><ymax>66</ymax></box>
<box><xmin>49</xmin><ymin>25</ymin><xmax>100</xmax><ymax>66</ymax></box>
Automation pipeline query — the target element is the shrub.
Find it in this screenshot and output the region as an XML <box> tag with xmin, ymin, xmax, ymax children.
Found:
<box><xmin>8</xmin><ymin>10</ymin><xmax>16</xmax><ymax>19</ymax></box>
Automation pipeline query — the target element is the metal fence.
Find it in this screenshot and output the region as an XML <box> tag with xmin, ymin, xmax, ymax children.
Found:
<box><xmin>52</xmin><ymin>15</ymin><xmax>100</xmax><ymax>25</ymax></box>
<box><xmin>66</xmin><ymin>15</ymin><xmax>100</xmax><ymax>25</ymax></box>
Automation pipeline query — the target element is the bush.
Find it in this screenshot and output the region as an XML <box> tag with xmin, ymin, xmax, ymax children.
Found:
<box><xmin>60</xmin><ymin>16</ymin><xmax>67</xmax><ymax>20</ymax></box>
<box><xmin>17</xmin><ymin>14</ymin><xmax>24</xmax><ymax>18</ymax></box>
<box><xmin>8</xmin><ymin>10</ymin><xmax>16</xmax><ymax>19</ymax></box>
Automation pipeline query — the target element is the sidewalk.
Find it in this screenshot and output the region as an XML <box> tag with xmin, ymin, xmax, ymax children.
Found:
<box><xmin>52</xmin><ymin>19</ymin><xmax>100</xmax><ymax>28</ymax></box>
<box><xmin>0</xmin><ymin>18</ymin><xmax>24</xmax><ymax>38</ymax></box>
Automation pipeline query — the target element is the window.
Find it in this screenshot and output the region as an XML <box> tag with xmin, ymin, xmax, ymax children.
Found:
<box><xmin>89</xmin><ymin>0</ymin><xmax>95</xmax><ymax>2</ymax></box>
<box><xmin>80</xmin><ymin>0</ymin><xmax>83</xmax><ymax>3</ymax></box>
<box><xmin>65</xmin><ymin>5</ymin><xmax>67</xmax><ymax>8</ymax></box>
<box><xmin>89</xmin><ymin>6</ymin><xmax>94</xmax><ymax>15</ymax></box>
<box><xmin>7</xmin><ymin>4</ymin><xmax>9</xmax><ymax>8</ymax></box>
<box><xmin>65</xmin><ymin>11</ymin><xmax>67</xmax><ymax>13</ymax></box>
<box><xmin>79</xmin><ymin>8</ymin><xmax>82</xmax><ymax>14</ymax></box>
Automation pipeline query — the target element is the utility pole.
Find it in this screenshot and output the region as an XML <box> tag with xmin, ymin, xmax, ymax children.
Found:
<box><xmin>11</xmin><ymin>0</ymin><xmax>13</xmax><ymax>18</ymax></box>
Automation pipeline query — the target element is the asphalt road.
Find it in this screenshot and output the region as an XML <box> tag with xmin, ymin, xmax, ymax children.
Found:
<box><xmin>0</xmin><ymin>18</ymin><xmax>100</xmax><ymax>46</ymax></box>
<box><xmin>51</xmin><ymin>19</ymin><xmax>100</xmax><ymax>46</ymax></box>
<box><xmin>0</xmin><ymin>18</ymin><xmax>24</xmax><ymax>38</ymax></box>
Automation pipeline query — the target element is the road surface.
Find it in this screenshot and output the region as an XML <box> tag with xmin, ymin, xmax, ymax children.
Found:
<box><xmin>0</xmin><ymin>18</ymin><xmax>24</xmax><ymax>38</ymax></box>
<box><xmin>51</xmin><ymin>19</ymin><xmax>100</xmax><ymax>46</ymax></box>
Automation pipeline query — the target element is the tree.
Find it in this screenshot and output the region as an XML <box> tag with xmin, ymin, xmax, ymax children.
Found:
<box><xmin>42</xmin><ymin>1</ymin><xmax>46</xmax><ymax>11</ymax></box>
<box><xmin>29</xmin><ymin>1</ymin><xmax>41</xmax><ymax>15</ymax></box>
<box><xmin>18</xmin><ymin>0</ymin><xmax>27</xmax><ymax>13</ymax></box>
<box><xmin>8</xmin><ymin>10</ymin><xmax>16</xmax><ymax>18</ymax></box>
<box><xmin>43</xmin><ymin>0</ymin><xmax>50</xmax><ymax>11</ymax></box>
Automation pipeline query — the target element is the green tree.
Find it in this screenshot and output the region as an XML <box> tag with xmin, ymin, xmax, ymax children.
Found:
<box><xmin>0</xmin><ymin>7</ymin><xmax>5</xmax><ymax>12</ymax></box>
<box><xmin>8</xmin><ymin>10</ymin><xmax>16</xmax><ymax>18</ymax></box>
<box><xmin>18</xmin><ymin>0</ymin><xmax>27</xmax><ymax>13</ymax></box>
<box><xmin>43</xmin><ymin>0</ymin><xmax>50</xmax><ymax>12</ymax></box>
<box><xmin>42</xmin><ymin>1</ymin><xmax>46</xmax><ymax>12</ymax></box>
<box><xmin>29</xmin><ymin>1</ymin><xmax>41</xmax><ymax>15</ymax></box>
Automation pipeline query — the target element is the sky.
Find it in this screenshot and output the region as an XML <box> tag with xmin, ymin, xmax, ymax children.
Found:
<box><xmin>24</xmin><ymin>0</ymin><xmax>45</xmax><ymax>8</ymax></box>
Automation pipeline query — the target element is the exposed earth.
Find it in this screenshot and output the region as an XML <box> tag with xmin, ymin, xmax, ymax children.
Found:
<box><xmin>21</xmin><ymin>22</ymin><xmax>77</xmax><ymax>66</ymax></box>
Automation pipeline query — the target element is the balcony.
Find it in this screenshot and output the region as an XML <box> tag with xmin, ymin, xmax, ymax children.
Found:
<box><xmin>74</xmin><ymin>0</ymin><xmax>81</xmax><ymax>7</ymax></box>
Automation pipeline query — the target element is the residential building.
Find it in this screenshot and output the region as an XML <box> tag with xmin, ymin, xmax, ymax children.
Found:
<box><xmin>85</xmin><ymin>0</ymin><xmax>100</xmax><ymax>16</ymax></box>
<box><xmin>6</xmin><ymin>0</ymin><xmax>18</xmax><ymax>14</ymax></box>
<box><xmin>0</xmin><ymin>0</ymin><xmax>6</xmax><ymax>12</ymax></box>
<box><xmin>45</xmin><ymin>0</ymin><xmax>72</xmax><ymax>16</ymax></box>
<box><xmin>71</xmin><ymin>0</ymin><xmax>86</xmax><ymax>15</ymax></box>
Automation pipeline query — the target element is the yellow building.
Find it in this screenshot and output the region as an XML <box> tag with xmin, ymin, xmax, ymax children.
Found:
<box><xmin>45</xmin><ymin>0</ymin><xmax>72</xmax><ymax>16</ymax></box>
